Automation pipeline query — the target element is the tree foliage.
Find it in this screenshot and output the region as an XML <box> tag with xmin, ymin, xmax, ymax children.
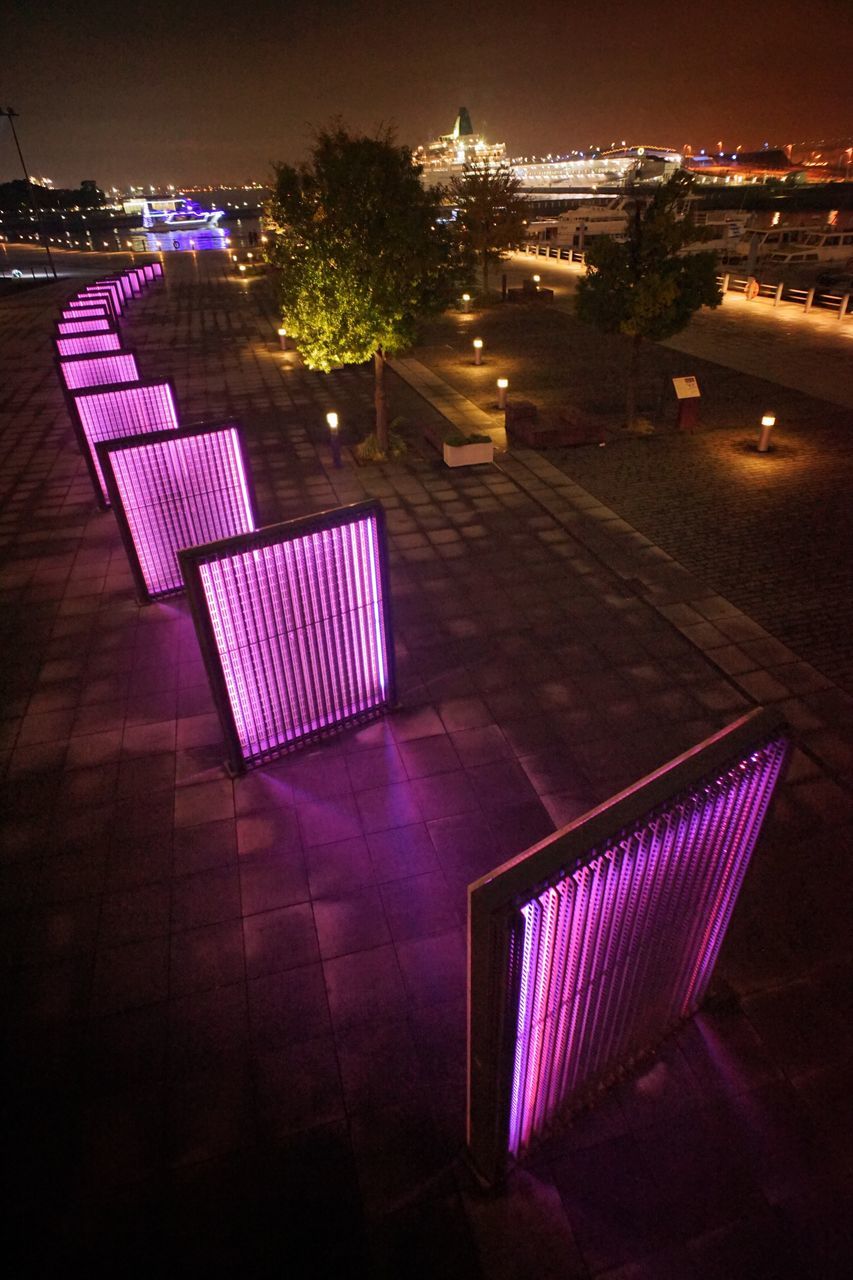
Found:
<box><xmin>575</xmin><ymin>171</ymin><xmax>722</xmax><ymax>426</ymax></box>
<box><xmin>266</xmin><ymin>124</ymin><xmax>468</xmax><ymax>452</ymax></box>
<box><xmin>448</xmin><ymin>163</ymin><xmax>528</xmax><ymax>294</ymax></box>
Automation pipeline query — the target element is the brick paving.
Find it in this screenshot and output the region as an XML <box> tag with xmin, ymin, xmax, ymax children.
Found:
<box><xmin>1</xmin><ymin>251</ymin><xmax>851</xmax><ymax>1277</ymax></box>
<box><xmin>412</xmin><ymin>267</ymin><xmax>853</xmax><ymax>694</ymax></box>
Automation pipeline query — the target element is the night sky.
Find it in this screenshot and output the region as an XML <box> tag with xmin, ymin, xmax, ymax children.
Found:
<box><xmin>4</xmin><ymin>0</ymin><xmax>851</xmax><ymax>188</ymax></box>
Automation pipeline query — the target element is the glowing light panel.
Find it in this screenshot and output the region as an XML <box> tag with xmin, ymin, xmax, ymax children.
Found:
<box><xmin>150</xmin><ymin>261</ymin><xmax>163</xmax><ymax>278</ymax></box>
<box><xmin>467</xmin><ymin>711</ymin><xmax>788</xmax><ymax>1184</ymax></box>
<box><xmin>100</xmin><ymin>424</ymin><xmax>257</xmax><ymax>601</ymax></box>
<box><xmin>71</xmin><ymin>380</ymin><xmax>179</xmax><ymax>505</ymax></box>
<box><xmin>181</xmin><ymin>502</ymin><xmax>394</xmax><ymax>771</ymax></box>
<box><xmin>67</xmin><ymin>298</ymin><xmax>111</xmax><ymax>315</ymax></box>
<box><xmin>92</xmin><ymin>279</ymin><xmax>125</xmax><ymax>312</ymax></box>
<box><xmin>55</xmin><ymin>332</ymin><xmax>122</xmax><ymax>357</ymax></box>
<box><xmin>57</xmin><ymin>317</ymin><xmax>114</xmax><ymax>335</ymax></box>
<box><xmin>80</xmin><ymin>288</ymin><xmax>120</xmax><ymax>318</ymax></box>
<box><xmin>58</xmin><ymin>351</ymin><xmax>139</xmax><ymax>391</ymax></box>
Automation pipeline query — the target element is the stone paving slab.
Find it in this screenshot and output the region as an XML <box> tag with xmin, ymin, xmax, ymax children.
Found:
<box><xmin>1</xmin><ymin>251</ymin><xmax>850</xmax><ymax>1278</ymax></box>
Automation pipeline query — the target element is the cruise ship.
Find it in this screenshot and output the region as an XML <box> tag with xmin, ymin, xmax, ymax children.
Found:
<box><xmin>414</xmin><ymin>108</ymin><xmax>507</xmax><ymax>187</ymax></box>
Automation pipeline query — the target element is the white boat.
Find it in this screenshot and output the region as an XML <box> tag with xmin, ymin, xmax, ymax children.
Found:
<box><xmin>141</xmin><ymin>198</ymin><xmax>224</xmax><ymax>231</ymax></box>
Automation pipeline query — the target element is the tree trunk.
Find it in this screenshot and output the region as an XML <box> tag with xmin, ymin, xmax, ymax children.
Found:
<box><xmin>374</xmin><ymin>347</ymin><xmax>389</xmax><ymax>454</ymax></box>
<box><xmin>481</xmin><ymin>251</ymin><xmax>489</xmax><ymax>297</ymax></box>
<box><xmin>625</xmin><ymin>332</ymin><xmax>641</xmax><ymax>428</ymax></box>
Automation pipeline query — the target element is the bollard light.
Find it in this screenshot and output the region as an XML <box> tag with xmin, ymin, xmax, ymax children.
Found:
<box><xmin>473</xmin><ymin>338</ymin><xmax>484</xmax><ymax>366</ymax></box>
<box><xmin>277</xmin><ymin>326</ymin><xmax>288</xmax><ymax>351</ymax></box>
<box><xmin>497</xmin><ymin>377</ymin><xmax>508</xmax><ymax>409</ymax></box>
<box><xmin>462</xmin><ymin>292</ymin><xmax>471</xmax><ymax>313</ymax></box>
<box><xmin>758</xmin><ymin>413</ymin><xmax>776</xmax><ymax>453</ymax></box>
<box><xmin>326</xmin><ymin>412</ymin><xmax>341</xmax><ymax>468</ymax></box>
<box><xmin>532</xmin><ymin>274</ymin><xmax>541</xmax><ymax>288</ymax></box>
<box><xmin>247</xmin><ymin>252</ymin><xmax>253</xmax><ymax>260</ymax></box>
<box><xmin>231</xmin><ymin>253</ymin><xmax>238</xmax><ymax>263</ymax></box>
<box><xmin>238</xmin><ymin>264</ymin><xmax>246</xmax><ymax>274</ymax></box>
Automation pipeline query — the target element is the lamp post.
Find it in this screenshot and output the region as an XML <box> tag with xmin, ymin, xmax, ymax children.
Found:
<box><xmin>496</xmin><ymin>378</ymin><xmax>508</xmax><ymax>410</ymax></box>
<box><xmin>473</xmin><ymin>338</ymin><xmax>484</xmax><ymax>366</ymax></box>
<box><xmin>461</xmin><ymin>292</ymin><xmax>471</xmax><ymax>313</ymax></box>
<box><xmin>277</xmin><ymin>326</ymin><xmax>288</xmax><ymax>351</ymax></box>
<box><xmin>0</xmin><ymin>107</ymin><xmax>57</xmax><ymax>279</ymax></box>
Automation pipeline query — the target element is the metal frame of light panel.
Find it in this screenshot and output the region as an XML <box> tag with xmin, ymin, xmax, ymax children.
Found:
<box><xmin>97</xmin><ymin>422</ymin><xmax>259</xmax><ymax>603</ymax></box>
<box><xmin>180</xmin><ymin>500</ymin><xmax>396</xmax><ymax>773</ymax></box>
<box><xmin>56</xmin><ymin>316</ymin><xmax>116</xmax><ymax>336</ymax></box>
<box><xmin>68</xmin><ymin>378</ymin><xmax>180</xmax><ymax>508</ymax></box>
<box><xmin>56</xmin><ymin>349</ymin><xmax>140</xmax><ymax>392</ymax></box>
<box><xmin>55</xmin><ymin>332</ymin><xmax>123</xmax><ymax>358</ymax></box>
<box><xmin>467</xmin><ymin>706</ymin><xmax>789</xmax><ymax>1186</ymax></box>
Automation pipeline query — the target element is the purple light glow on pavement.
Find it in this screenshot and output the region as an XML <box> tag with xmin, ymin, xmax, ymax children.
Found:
<box><xmin>184</xmin><ymin>504</ymin><xmax>393</xmax><ymax>769</ymax></box>
<box><xmin>55</xmin><ymin>332</ymin><xmax>122</xmax><ymax>357</ymax></box>
<box><xmin>506</xmin><ymin>736</ymin><xmax>787</xmax><ymax>1159</ymax></box>
<box><xmin>103</xmin><ymin>425</ymin><xmax>257</xmax><ymax>600</ymax></box>
<box><xmin>72</xmin><ymin>381</ymin><xmax>179</xmax><ymax>504</ymax></box>
<box><xmin>58</xmin><ymin>351</ymin><xmax>139</xmax><ymax>391</ymax></box>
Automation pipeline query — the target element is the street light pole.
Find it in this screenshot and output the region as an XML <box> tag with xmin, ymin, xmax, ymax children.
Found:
<box><xmin>1</xmin><ymin>107</ymin><xmax>58</xmax><ymax>279</ymax></box>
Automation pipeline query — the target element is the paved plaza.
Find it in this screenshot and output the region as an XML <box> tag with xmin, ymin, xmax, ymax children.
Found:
<box><xmin>1</xmin><ymin>251</ymin><xmax>851</xmax><ymax>1276</ymax></box>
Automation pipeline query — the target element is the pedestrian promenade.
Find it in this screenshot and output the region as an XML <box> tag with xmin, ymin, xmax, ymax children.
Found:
<box><xmin>2</xmin><ymin>252</ymin><xmax>850</xmax><ymax>1277</ymax></box>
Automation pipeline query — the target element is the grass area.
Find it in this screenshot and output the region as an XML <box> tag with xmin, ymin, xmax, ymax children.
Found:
<box><xmin>411</xmin><ymin>296</ymin><xmax>843</xmax><ymax>436</ymax></box>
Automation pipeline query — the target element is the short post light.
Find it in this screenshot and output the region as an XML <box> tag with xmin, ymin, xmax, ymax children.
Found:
<box><xmin>758</xmin><ymin>413</ymin><xmax>776</xmax><ymax>453</ymax></box>
<box><xmin>238</xmin><ymin>263</ymin><xmax>247</xmax><ymax>275</ymax></box>
<box><xmin>231</xmin><ymin>253</ymin><xmax>238</xmax><ymax>263</ymax></box>
<box><xmin>473</xmin><ymin>337</ymin><xmax>484</xmax><ymax>366</ymax></box>
<box><xmin>497</xmin><ymin>377</ymin><xmax>508</xmax><ymax>410</ymax></box>
<box><xmin>277</xmin><ymin>326</ymin><xmax>288</xmax><ymax>351</ymax></box>
<box><xmin>532</xmin><ymin>274</ymin><xmax>541</xmax><ymax>290</ymax></box>
<box><xmin>326</xmin><ymin>411</ymin><xmax>342</xmax><ymax>468</ymax></box>
<box><xmin>462</xmin><ymin>292</ymin><xmax>471</xmax><ymax>313</ymax></box>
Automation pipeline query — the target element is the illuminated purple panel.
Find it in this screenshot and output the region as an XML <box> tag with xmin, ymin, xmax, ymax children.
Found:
<box><xmin>58</xmin><ymin>352</ymin><xmax>140</xmax><ymax>391</ymax></box>
<box><xmin>57</xmin><ymin>317</ymin><xmax>114</xmax><ymax>335</ymax></box>
<box><xmin>100</xmin><ymin>425</ymin><xmax>257</xmax><ymax>601</ymax></box>
<box><xmin>81</xmin><ymin>285</ymin><xmax>120</xmax><ymax>313</ymax></box>
<box><xmin>122</xmin><ymin>270</ymin><xmax>142</xmax><ymax>295</ymax></box>
<box><xmin>181</xmin><ymin>502</ymin><xmax>394</xmax><ymax>770</ymax></box>
<box><xmin>142</xmin><ymin>264</ymin><xmax>155</xmax><ymax>283</ymax></box>
<box><xmin>467</xmin><ymin>710</ymin><xmax>789</xmax><ymax>1184</ymax></box>
<box><xmin>72</xmin><ymin>381</ymin><xmax>179</xmax><ymax>505</ymax></box>
<box><xmin>150</xmin><ymin>261</ymin><xmax>163</xmax><ymax>278</ymax></box>
<box><xmin>55</xmin><ymin>332</ymin><xmax>123</xmax><ymax>357</ymax></box>
<box><xmin>114</xmin><ymin>275</ymin><xmax>134</xmax><ymax>301</ymax></box>
<box><xmin>67</xmin><ymin>298</ymin><xmax>111</xmax><ymax>315</ymax></box>
<box><xmin>92</xmin><ymin>278</ymin><xmax>125</xmax><ymax>312</ymax></box>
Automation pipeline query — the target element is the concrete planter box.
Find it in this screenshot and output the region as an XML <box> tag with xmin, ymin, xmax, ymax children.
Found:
<box><xmin>443</xmin><ymin>440</ymin><xmax>494</xmax><ymax>468</ymax></box>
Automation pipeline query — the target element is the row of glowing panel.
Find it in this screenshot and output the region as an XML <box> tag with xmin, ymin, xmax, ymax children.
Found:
<box><xmin>53</xmin><ymin>278</ymin><xmax>393</xmax><ymax>770</ymax></box>
<box><xmin>505</xmin><ymin>736</ymin><xmax>788</xmax><ymax>1159</ymax></box>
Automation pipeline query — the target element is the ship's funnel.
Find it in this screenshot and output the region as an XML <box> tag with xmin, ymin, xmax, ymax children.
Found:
<box><xmin>453</xmin><ymin>108</ymin><xmax>474</xmax><ymax>139</ymax></box>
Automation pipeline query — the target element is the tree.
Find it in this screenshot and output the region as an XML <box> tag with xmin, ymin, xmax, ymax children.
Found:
<box><xmin>448</xmin><ymin>163</ymin><xmax>528</xmax><ymax>295</ymax></box>
<box><xmin>266</xmin><ymin>124</ymin><xmax>468</xmax><ymax>455</ymax></box>
<box><xmin>575</xmin><ymin>171</ymin><xmax>722</xmax><ymax>428</ymax></box>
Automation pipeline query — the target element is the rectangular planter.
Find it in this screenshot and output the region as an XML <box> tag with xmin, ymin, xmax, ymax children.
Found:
<box><xmin>443</xmin><ymin>441</ymin><xmax>494</xmax><ymax>468</ymax></box>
